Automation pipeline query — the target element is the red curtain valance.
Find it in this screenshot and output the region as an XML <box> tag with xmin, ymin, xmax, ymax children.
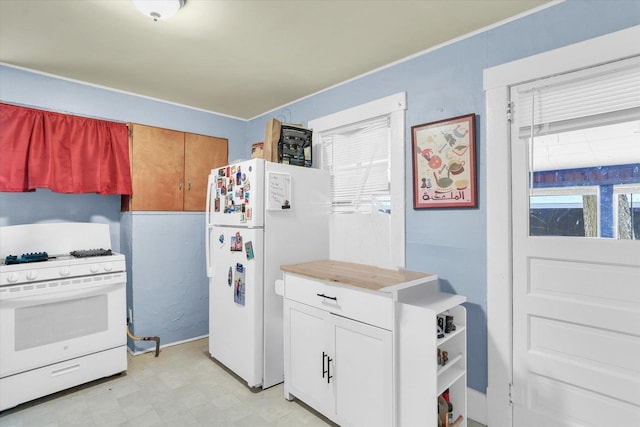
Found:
<box><xmin>0</xmin><ymin>103</ymin><xmax>132</xmax><ymax>195</ymax></box>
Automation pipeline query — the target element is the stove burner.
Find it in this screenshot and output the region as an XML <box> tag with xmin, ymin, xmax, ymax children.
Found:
<box><xmin>4</xmin><ymin>252</ymin><xmax>50</xmax><ymax>265</ymax></box>
<box><xmin>70</xmin><ymin>248</ymin><xmax>113</xmax><ymax>258</ymax></box>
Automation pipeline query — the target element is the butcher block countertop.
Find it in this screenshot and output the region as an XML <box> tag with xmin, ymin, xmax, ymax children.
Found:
<box><xmin>280</xmin><ymin>259</ymin><xmax>437</xmax><ymax>292</ymax></box>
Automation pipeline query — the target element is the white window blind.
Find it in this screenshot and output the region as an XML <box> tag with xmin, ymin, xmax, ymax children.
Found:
<box><xmin>516</xmin><ymin>56</ymin><xmax>640</xmax><ymax>138</ymax></box>
<box><xmin>319</xmin><ymin>116</ymin><xmax>391</xmax><ymax>214</ymax></box>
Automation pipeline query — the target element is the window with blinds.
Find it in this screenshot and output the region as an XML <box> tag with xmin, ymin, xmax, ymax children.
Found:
<box><xmin>512</xmin><ymin>55</ymin><xmax>640</xmax><ymax>239</ymax></box>
<box><xmin>516</xmin><ymin>57</ymin><xmax>640</xmax><ymax>140</ymax></box>
<box><xmin>319</xmin><ymin>116</ymin><xmax>391</xmax><ymax>214</ymax></box>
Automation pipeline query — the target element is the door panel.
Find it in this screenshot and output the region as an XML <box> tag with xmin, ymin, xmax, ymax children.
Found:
<box><xmin>0</xmin><ymin>281</ymin><xmax>125</xmax><ymax>377</ymax></box>
<box><xmin>286</xmin><ymin>300</ymin><xmax>332</xmax><ymax>413</ymax></box>
<box><xmin>511</xmin><ymin>61</ymin><xmax>640</xmax><ymax>426</ymax></box>
<box><xmin>519</xmin><ymin>374</ymin><xmax>640</xmax><ymax>427</ymax></box>
<box><xmin>209</xmin><ymin>226</ymin><xmax>264</xmax><ymax>386</ymax></box>
<box><xmin>184</xmin><ymin>133</ymin><xmax>228</xmax><ymax>211</ymax></box>
<box><xmin>130</xmin><ymin>124</ymin><xmax>184</xmax><ymax>211</ymax></box>
<box><xmin>332</xmin><ymin>315</ymin><xmax>393</xmax><ymax>427</ymax></box>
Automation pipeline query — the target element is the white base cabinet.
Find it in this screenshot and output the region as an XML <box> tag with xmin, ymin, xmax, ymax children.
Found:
<box><xmin>280</xmin><ymin>260</ymin><xmax>467</xmax><ymax>427</ymax></box>
<box><xmin>285</xmin><ymin>299</ymin><xmax>393</xmax><ymax>426</ymax></box>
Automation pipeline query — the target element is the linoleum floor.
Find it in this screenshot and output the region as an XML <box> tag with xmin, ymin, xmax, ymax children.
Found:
<box><xmin>0</xmin><ymin>338</ymin><xmax>486</xmax><ymax>427</ymax></box>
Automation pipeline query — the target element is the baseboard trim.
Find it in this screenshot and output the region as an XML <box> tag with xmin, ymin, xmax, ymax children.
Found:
<box><xmin>468</xmin><ymin>387</ymin><xmax>487</xmax><ymax>425</ymax></box>
<box><xmin>127</xmin><ymin>334</ymin><xmax>208</xmax><ymax>356</ymax></box>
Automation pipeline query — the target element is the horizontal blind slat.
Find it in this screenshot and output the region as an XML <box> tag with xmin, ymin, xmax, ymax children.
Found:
<box><xmin>517</xmin><ymin>61</ymin><xmax>640</xmax><ymax>131</ymax></box>
<box><xmin>320</xmin><ymin>116</ymin><xmax>391</xmax><ymax>213</ymax></box>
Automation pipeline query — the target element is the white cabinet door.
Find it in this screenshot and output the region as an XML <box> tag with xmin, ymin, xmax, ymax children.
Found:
<box><xmin>332</xmin><ymin>315</ymin><xmax>393</xmax><ymax>427</ymax></box>
<box><xmin>285</xmin><ymin>300</ymin><xmax>333</xmax><ymax>414</ymax></box>
<box><xmin>284</xmin><ymin>299</ymin><xmax>393</xmax><ymax>426</ymax></box>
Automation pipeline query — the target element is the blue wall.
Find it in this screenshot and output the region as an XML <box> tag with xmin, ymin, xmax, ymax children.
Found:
<box><xmin>0</xmin><ymin>65</ymin><xmax>247</xmax><ymax>353</ymax></box>
<box><xmin>245</xmin><ymin>0</ymin><xmax>640</xmax><ymax>393</ymax></box>
<box><xmin>1</xmin><ymin>0</ymin><xmax>638</xmax><ymax>394</ymax></box>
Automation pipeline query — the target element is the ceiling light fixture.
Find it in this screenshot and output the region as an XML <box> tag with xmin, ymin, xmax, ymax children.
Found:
<box><xmin>132</xmin><ymin>0</ymin><xmax>185</xmax><ymax>21</ymax></box>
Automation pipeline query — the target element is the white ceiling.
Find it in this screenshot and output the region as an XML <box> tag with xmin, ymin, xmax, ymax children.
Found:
<box><xmin>0</xmin><ymin>0</ymin><xmax>551</xmax><ymax>120</ymax></box>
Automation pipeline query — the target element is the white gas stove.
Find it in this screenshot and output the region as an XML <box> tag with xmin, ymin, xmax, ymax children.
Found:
<box><xmin>0</xmin><ymin>222</ymin><xmax>127</xmax><ymax>411</ymax></box>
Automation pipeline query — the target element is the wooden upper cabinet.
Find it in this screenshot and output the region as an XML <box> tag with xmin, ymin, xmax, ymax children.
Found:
<box><xmin>123</xmin><ymin>123</ymin><xmax>228</xmax><ymax>211</ymax></box>
<box><xmin>184</xmin><ymin>133</ymin><xmax>228</xmax><ymax>211</ymax></box>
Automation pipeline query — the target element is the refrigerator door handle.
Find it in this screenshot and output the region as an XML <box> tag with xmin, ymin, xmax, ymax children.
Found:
<box><xmin>205</xmin><ymin>226</ymin><xmax>212</xmax><ymax>278</ymax></box>
<box><xmin>205</xmin><ymin>173</ymin><xmax>214</xmax><ymax>227</ymax></box>
<box><xmin>205</xmin><ymin>173</ymin><xmax>214</xmax><ymax>278</ymax></box>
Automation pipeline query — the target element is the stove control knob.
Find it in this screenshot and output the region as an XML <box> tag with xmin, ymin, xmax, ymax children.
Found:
<box><xmin>104</xmin><ymin>263</ymin><xmax>113</xmax><ymax>272</ymax></box>
<box><xmin>90</xmin><ymin>264</ymin><xmax>99</xmax><ymax>273</ymax></box>
<box><xmin>60</xmin><ymin>267</ymin><xmax>70</xmax><ymax>277</ymax></box>
<box><xmin>8</xmin><ymin>273</ymin><xmax>19</xmax><ymax>283</ymax></box>
<box><xmin>26</xmin><ymin>270</ymin><xmax>38</xmax><ymax>281</ymax></box>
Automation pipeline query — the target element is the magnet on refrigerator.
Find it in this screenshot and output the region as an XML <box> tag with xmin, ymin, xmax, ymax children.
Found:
<box><xmin>234</xmin><ymin>263</ymin><xmax>245</xmax><ymax>306</ymax></box>
<box><xmin>245</xmin><ymin>241</ymin><xmax>254</xmax><ymax>260</ymax></box>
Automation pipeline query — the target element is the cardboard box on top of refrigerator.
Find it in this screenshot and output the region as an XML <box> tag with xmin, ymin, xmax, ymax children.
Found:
<box><xmin>251</xmin><ymin>142</ymin><xmax>264</xmax><ymax>159</ymax></box>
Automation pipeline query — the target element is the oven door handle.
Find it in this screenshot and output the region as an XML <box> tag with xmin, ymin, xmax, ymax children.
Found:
<box><xmin>0</xmin><ymin>282</ymin><xmax>124</xmax><ymax>307</ymax></box>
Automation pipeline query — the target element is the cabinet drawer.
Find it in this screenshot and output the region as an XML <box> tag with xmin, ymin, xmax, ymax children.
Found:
<box><xmin>284</xmin><ymin>274</ymin><xmax>393</xmax><ymax>330</ymax></box>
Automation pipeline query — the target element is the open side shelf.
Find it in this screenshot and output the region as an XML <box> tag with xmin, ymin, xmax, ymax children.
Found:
<box><xmin>437</xmin><ymin>367</ymin><xmax>465</xmax><ymax>396</ymax></box>
<box><xmin>438</xmin><ymin>324</ymin><xmax>465</xmax><ymax>345</ymax></box>
<box><xmin>438</xmin><ymin>353</ymin><xmax>463</xmax><ymax>376</ymax></box>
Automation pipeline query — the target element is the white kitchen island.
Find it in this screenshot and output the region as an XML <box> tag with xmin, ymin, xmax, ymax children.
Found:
<box><xmin>278</xmin><ymin>260</ymin><xmax>467</xmax><ymax>427</ymax></box>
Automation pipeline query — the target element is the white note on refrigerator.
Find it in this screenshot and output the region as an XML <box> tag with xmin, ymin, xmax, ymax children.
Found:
<box><xmin>267</xmin><ymin>172</ymin><xmax>291</xmax><ymax>210</ymax></box>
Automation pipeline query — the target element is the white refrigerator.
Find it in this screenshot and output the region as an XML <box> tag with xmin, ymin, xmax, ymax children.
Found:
<box><xmin>206</xmin><ymin>158</ymin><xmax>329</xmax><ymax>388</ymax></box>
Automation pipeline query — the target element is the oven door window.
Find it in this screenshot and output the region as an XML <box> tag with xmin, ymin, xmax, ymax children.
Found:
<box><xmin>15</xmin><ymin>294</ymin><xmax>108</xmax><ymax>351</ymax></box>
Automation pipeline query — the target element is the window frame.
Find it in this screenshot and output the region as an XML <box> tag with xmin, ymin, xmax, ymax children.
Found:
<box><xmin>529</xmin><ymin>185</ymin><xmax>600</xmax><ymax>237</ymax></box>
<box><xmin>613</xmin><ymin>183</ymin><xmax>640</xmax><ymax>239</ymax></box>
<box><xmin>309</xmin><ymin>92</ymin><xmax>407</xmax><ymax>268</ymax></box>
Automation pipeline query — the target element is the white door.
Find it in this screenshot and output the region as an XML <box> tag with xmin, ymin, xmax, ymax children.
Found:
<box><xmin>209</xmin><ymin>226</ymin><xmax>264</xmax><ymax>387</ymax></box>
<box><xmin>510</xmin><ymin>59</ymin><xmax>640</xmax><ymax>426</ymax></box>
<box><xmin>284</xmin><ymin>299</ymin><xmax>333</xmax><ymax>413</ymax></box>
<box><xmin>332</xmin><ymin>314</ymin><xmax>393</xmax><ymax>427</ymax></box>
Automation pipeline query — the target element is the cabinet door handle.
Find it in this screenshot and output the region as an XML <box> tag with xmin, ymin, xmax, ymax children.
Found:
<box><xmin>322</xmin><ymin>351</ymin><xmax>327</xmax><ymax>379</ymax></box>
<box><xmin>188</xmin><ymin>179</ymin><xmax>192</xmax><ymax>191</ymax></box>
<box><xmin>179</xmin><ymin>180</ymin><xmax>183</xmax><ymax>191</ymax></box>
<box><xmin>316</xmin><ymin>293</ymin><xmax>337</xmax><ymax>301</ymax></box>
<box><xmin>322</xmin><ymin>351</ymin><xmax>333</xmax><ymax>383</ymax></box>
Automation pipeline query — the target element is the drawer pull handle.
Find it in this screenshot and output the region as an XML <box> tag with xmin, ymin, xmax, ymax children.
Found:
<box><xmin>316</xmin><ymin>293</ymin><xmax>337</xmax><ymax>301</ymax></box>
<box><xmin>51</xmin><ymin>364</ymin><xmax>80</xmax><ymax>377</ymax></box>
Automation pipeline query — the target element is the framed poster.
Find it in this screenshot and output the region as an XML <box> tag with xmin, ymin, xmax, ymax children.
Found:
<box><xmin>411</xmin><ymin>114</ymin><xmax>476</xmax><ymax>208</ymax></box>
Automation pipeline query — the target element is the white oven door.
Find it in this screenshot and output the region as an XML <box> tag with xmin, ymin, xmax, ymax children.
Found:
<box><xmin>0</xmin><ymin>272</ymin><xmax>126</xmax><ymax>378</ymax></box>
